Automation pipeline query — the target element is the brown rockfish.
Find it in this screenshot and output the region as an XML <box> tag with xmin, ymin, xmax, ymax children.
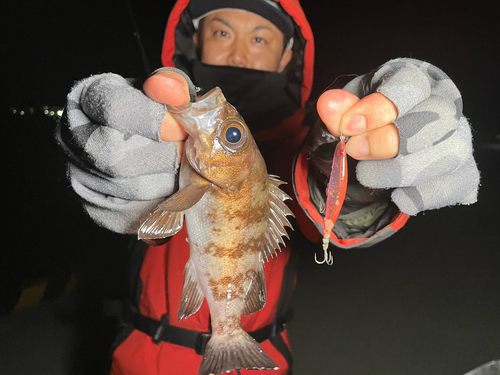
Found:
<box><xmin>138</xmin><ymin>87</ymin><xmax>294</xmax><ymax>375</ymax></box>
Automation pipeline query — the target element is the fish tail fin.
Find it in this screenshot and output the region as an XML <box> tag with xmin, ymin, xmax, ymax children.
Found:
<box><xmin>198</xmin><ymin>330</ymin><xmax>278</xmax><ymax>375</ymax></box>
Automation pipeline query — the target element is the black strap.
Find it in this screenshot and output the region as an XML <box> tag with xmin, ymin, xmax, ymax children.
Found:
<box><xmin>131</xmin><ymin>307</ymin><xmax>293</xmax><ymax>356</ymax></box>
<box><xmin>271</xmin><ymin>245</ymin><xmax>299</xmax><ymax>371</ymax></box>
<box><xmin>270</xmin><ymin>333</ymin><xmax>293</xmax><ymax>374</ymax></box>
<box><xmin>115</xmin><ymin>239</ymin><xmax>299</xmax><ymax>373</ymax></box>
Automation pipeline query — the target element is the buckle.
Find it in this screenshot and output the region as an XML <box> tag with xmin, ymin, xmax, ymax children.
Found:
<box><xmin>153</xmin><ymin>314</ymin><xmax>170</xmax><ymax>344</ymax></box>
<box><xmin>269</xmin><ymin>320</ymin><xmax>278</xmax><ymax>339</ymax></box>
<box><xmin>194</xmin><ymin>332</ymin><xmax>212</xmax><ymax>355</ymax></box>
<box><xmin>121</xmin><ymin>305</ymin><xmax>134</xmax><ymax>329</ymax></box>
<box><xmin>270</xmin><ymin>309</ymin><xmax>293</xmax><ymax>339</ymax></box>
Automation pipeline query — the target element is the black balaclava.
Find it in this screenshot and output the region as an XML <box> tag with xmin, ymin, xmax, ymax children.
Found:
<box><xmin>192</xmin><ymin>60</ymin><xmax>298</xmax><ymax>134</ymax></box>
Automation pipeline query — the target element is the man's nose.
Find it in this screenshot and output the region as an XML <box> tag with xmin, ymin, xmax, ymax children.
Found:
<box><xmin>227</xmin><ymin>41</ymin><xmax>248</xmax><ymax>68</ymax></box>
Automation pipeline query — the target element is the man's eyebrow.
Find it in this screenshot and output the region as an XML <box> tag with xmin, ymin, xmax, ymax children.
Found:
<box><xmin>211</xmin><ymin>17</ymin><xmax>233</xmax><ymax>29</ymax></box>
<box><xmin>210</xmin><ymin>17</ymin><xmax>272</xmax><ymax>32</ymax></box>
<box><xmin>253</xmin><ymin>25</ymin><xmax>272</xmax><ymax>32</ymax></box>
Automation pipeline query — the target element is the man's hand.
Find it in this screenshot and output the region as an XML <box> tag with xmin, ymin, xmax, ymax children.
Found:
<box><xmin>143</xmin><ymin>69</ymin><xmax>193</xmax><ymax>159</ymax></box>
<box><xmin>316</xmin><ymin>89</ymin><xmax>399</xmax><ymax>160</ymax></box>
<box><xmin>310</xmin><ymin>59</ymin><xmax>479</xmax><ymax>216</ymax></box>
<box><xmin>58</xmin><ymin>70</ymin><xmax>192</xmax><ymax>234</ymax></box>
<box><xmin>143</xmin><ymin>70</ymin><xmax>192</xmax><ymax>142</ymax></box>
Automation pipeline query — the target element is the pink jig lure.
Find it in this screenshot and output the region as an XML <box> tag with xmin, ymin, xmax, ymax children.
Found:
<box><xmin>316</xmin><ymin>136</ymin><xmax>348</xmax><ymax>265</ymax></box>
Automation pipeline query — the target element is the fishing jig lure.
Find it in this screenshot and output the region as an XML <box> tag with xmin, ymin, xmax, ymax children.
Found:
<box><xmin>316</xmin><ymin>136</ymin><xmax>348</xmax><ymax>266</ymax></box>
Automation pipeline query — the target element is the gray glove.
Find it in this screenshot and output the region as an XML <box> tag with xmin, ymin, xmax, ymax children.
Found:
<box><xmin>56</xmin><ymin>69</ymin><xmax>196</xmax><ymax>233</ymax></box>
<box><xmin>344</xmin><ymin>58</ymin><xmax>480</xmax><ymax>215</ymax></box>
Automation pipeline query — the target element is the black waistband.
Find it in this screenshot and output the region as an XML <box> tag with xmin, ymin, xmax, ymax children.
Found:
<box><xmin>107</xmin><ymin>239</ymin><xmax>299</xmax><ymax>371</ymax></box>
<box><xmin>130</xmin><ymin>307</ymin><xmax>293</xmax><ymax>356</ymax></box>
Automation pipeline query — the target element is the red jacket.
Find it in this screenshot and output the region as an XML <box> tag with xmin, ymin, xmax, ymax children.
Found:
<box><xmin>111</xmin><ymin>1</ymin><xmax>314</xmax><ymax>375</ymax></box>
<box><xmin>110</xmin><ymin>1</ymin><xmax>409</xmax><ymax>374</ymax></box>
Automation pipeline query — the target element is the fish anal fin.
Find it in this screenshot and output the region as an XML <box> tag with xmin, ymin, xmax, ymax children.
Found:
<box><xmin>178</xmin><ymin>259</ymin><xmax>204</xmax><ymax>321</ymax></box>
<box><xmin>242</xmin><ymin>265</ymin><xmax>266</xmax><ymax>316</ymax></box>
<box><xmin>198</xmin><ymin>330</ymin><xmax>278</xmax><ymax>375</ymax></box>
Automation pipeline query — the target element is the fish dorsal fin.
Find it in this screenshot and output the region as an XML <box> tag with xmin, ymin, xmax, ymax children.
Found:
<box><xmin>138</xmin><ymin>183</ymin><xmax>210</xmax><ymax>240</ymax></box>
<box><xmin>178</xmin><ymin>259</ymin><xmax>204</xmax><ymax>321</ymax></box>
<box><xmin>260</xmin><ymin>175</ymin><xmax>294</xmax><ymax>262</ymax></box>
<box><xmin>242</xmin><ymin>264</ymin><xmax>266</xmax><ymax>316</ymax></box>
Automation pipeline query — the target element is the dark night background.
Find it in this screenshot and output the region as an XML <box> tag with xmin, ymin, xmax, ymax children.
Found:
<box><xmin>1</xmin><ymin>1</ymin><xmax>499</xmax><ymax>374</ymax></box>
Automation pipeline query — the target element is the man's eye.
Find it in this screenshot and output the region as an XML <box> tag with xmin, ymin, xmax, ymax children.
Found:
<box><xmin>215</xmin><ymin>30</ymin><xmax>228</xmax><ymax>37</ymax></box>
<box><xmin>253</xmin><ymin>37</ymin><xmax>266</xmax><ymax>44</ymax></box>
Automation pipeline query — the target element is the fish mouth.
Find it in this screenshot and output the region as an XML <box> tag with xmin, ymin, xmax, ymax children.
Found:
<box><xmin>166</xmin><ymin>87</ymin><xmax>224</xmax><ymax>138</ymax></box>
<box><xmin>167</xmin><ymin>87</ymin><xmax>232</xmax><ymax>190</ymax></box>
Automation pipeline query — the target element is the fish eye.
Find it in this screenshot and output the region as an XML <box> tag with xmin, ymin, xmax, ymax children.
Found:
<box><xmin>219</xmin><ymin>119</ymin><xmax>248</xmax><ymax>152</ymax></box>
<box><xmin>225</xmin><ymin>126</ymin><xmax>242</xmax><ymax>144</ymax></box>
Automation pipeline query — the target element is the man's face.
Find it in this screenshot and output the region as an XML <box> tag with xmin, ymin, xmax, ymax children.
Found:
<box><xmin>193</xmin><ymin>10</ymin><xmax>293</xmax><ymax>73</ymax></box>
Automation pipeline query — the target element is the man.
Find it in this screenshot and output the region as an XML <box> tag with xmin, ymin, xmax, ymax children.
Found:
<box><xmin>57</xmin><ymin>0</ymin><xmax>479</xmax><ymax>374</ymax></box>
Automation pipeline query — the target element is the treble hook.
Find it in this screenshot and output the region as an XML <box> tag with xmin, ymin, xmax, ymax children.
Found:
<box><xmin>315</xmin><ymin>240</ymin><xmax>334</xmax><ymax>265</ymax></box>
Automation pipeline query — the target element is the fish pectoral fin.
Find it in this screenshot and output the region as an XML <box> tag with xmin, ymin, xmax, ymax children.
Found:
<box><xmin>158</xmin><ymin>183</ymin><xmax>211</xmax><ymax>212</ymax></box>
<box><xmin>178</xmin><ymin>259</ymin><xmax>204</xmax><ymax>321</ymax></box>
<box><xmin>138</xmin><ymin>183</ymin><xmax>210</xmax><ymax>240</ymax></box>
<box><xmin>242</xmin><ymin>265</ymin><xmax>266</xmax><ymax>316</ymax></box>
<box><xmin>138</xmin><ymin>210</ymin><xmax>184</xmax><ymax>240</ymax></box>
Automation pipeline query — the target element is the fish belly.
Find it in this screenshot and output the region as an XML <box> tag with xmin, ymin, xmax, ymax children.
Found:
<box><xmin>186</xmin><ymin>189</ymin><xmax>262</xmax><ymax>323</ymax></box>
<box><xmin>185</xmin><ymin>190</ymin><xmax>277</xmax><ymax>375</ymax></box>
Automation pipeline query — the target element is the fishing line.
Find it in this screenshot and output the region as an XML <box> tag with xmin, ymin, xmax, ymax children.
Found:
<box><xmin>312</xmin><ymin>73</ymin><xmax>359</xmax><ymax>103</ymax></box>
<box><xmin>127</xmin><ymin>0</ymin><xmax>152</xmax><ymax>75</ymax></box>
<box><xmin>304</xmin><ymin>73</ymin><xmax>359</xmax><ymax>130</ymax></box>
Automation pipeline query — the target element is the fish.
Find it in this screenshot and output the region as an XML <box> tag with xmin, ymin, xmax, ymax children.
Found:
<box><xmin>138</xmin><ymin>87</ymin><xmax>294</xmax><ymax>375</ymax></box>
